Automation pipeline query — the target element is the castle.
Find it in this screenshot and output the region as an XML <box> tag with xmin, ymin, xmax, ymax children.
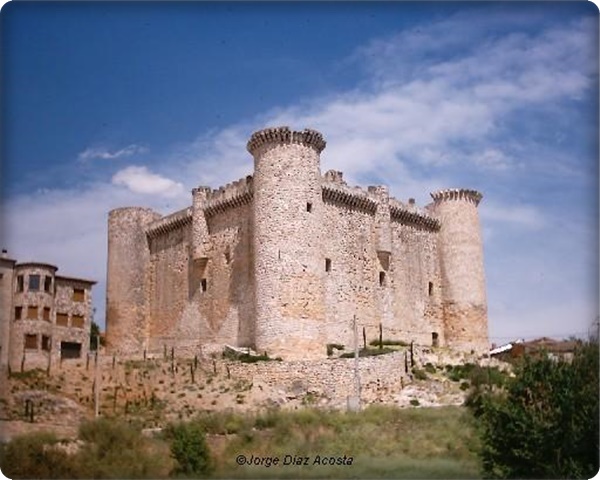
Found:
<box><xmin>106</xmin><ymin>127</ymin><xmax>488</xmax><ymax>360</ymax></box>
<box><xmin>0</xmin><ymin>250</ymin><xmax>96</xmax><ymax>370</ymax></box>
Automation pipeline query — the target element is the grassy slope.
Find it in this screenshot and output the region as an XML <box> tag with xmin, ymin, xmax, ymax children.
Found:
<box><xmin>204</xmin><ymin>405</ymin><xmax>481</xmax><ymax>479</ymax></box>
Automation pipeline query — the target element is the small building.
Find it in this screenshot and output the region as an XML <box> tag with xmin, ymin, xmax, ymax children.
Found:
<box><xmin>490</xmin><ymin>337</ymin><xmax>579</xmax><ymax>362</ymax></box>
<box><xmin>0</xmin><ymin>249</ymin><xmax>96</xmax><ymax>371</ymax></box>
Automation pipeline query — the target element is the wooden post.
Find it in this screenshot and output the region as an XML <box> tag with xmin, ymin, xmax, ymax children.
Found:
<box><xmin>112</xmin><ymin>355</ymin><xmax>116</xmax><ymax>369</ymax></box>
<box><xmin>20</xmin><ymin>352</ymin><xmax>25</xmax><ymax>373</ymax></box>
<box><xmin>190</xmin><ymin>363</ymin><xmax>195</xmax><ymax>384</ymax></box>
<box><xmin>379</xmin><ymin>323</ymin><xmax>383</xmax><ymax>350</ymax></box>
<box><xmin>410</xmin><ymin>341</ymin><xmax>415</xmax><ymax>368</ymax></box>
<box><xmin>212</xmin><ymin>359</ymin><xmax>217</xmax><ymax>375</ymax></box>
<box><xmin>362</xmin><ymin>327</ymin><xmax>367</xmax><ymax>351</ymax></box>
<box><xmin>226</xmin><ymin>365</ymin><xmax>231</xmax><ymax>379</ymax></box>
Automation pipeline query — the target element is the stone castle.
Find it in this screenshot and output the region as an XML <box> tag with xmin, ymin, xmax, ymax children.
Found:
<box><xmin>0</xmin><ymin>250</ymin><xmax>96</xmax><ymax>370</ymax></box>
<box><xmin>106</xmin><ymin>127</ymin><xmax>488</xmax><ymax>360</ymax></box>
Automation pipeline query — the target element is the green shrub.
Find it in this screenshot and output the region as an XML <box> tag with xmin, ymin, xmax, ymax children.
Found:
<box><xmin>368</xmin><ymin>338</ymin><xmax>409</xmax><ymax>347</ymax></box>
<box><xmin>165</xmin><ymin>422</ymin><xmax>214</xmax><ymax>477</ymax></box>
<box><xmin>412</xmin><ymin>368</ymin><xmax>428</xmax><ymax>380</ymax></box>
<box><xmin>76</xmin><ymin>417</ymin><xmax>168</xmax><ymax>478</ymax></box>
<box><xmin>0</xmin><ymin>432</ymin><xmax>77</xmax><ymax>479</ymax></box>
<box><xmin>424</xmin><ymin>362</ymin><xmax>436</xmax><ymax>374</ymax></box>
<box><xmin>459</xmin><ymin>381</ymin><xmax>470</xmax><ymax>391</ymax></box>
<box><xmin>409</xmin><ymin>399</ymin><xmax>420</xmax><ymax>407</ymax></box>
<box><xmin>340</xmin><ymin>347</ymin><xmax>396</xmax><ymax>358</ymax></box>
<box><xmin>469</xmin><ymin>341</ymin><xmax>599</xmax><ymax>479</ymax></box>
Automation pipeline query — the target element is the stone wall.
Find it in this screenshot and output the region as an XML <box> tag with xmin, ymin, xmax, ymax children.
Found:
<box><xmin>105</xmin><ymin>127</ymin><xmax>489</xmax><ymax>360</ymax></box>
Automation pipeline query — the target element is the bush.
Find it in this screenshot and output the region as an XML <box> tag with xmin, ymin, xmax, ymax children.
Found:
<box><xmin>468</xmin><ymin>341</ymin><xmax>599</xmax><ymax>479</ymax></box>
<box><xmin>0</xmin><ymin>432</ymin><xmax>77</xmax><ymax>479</ymax></box>
<box><xmin>368</xmin><ymin>339</ymin><xmax>409</xmax><ymax>347</ymax></box>
<box><xmin>409</xmin><ymin>399</ymin><xmax>420</xmax><ymax>407</ymax></box>
<box><xmin>165</xmin><ymin>422</ymin><xmax>213</xmax><ymax>477</ymax></box>
<box><xmin>412</xmin><ymin>368</ymin><xmax>428</xmax><ymax>380</ymax></box>
<box><xmin>76</xmin><ymin>417</ymin><xmax>169</xmax><ymax>478</ymax></box>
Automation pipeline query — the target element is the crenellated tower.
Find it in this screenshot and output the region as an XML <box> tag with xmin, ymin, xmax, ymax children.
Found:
<box><xmin>106</xmin><ymin>207</ymin><xmax>161</xmax><ymax>354</ymax></box>
<box><xmin>430</xmin><ymin>189</ymin><xmax>488</xmax><ymax>352</ymax></box>
<box><xmin>247</xmin><ymin>127</ymin><xmax>327</xmax><ymax>359</ymax></box>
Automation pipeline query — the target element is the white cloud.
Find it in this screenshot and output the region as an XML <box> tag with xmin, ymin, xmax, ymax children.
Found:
<box><xmin>78</xmin><ymin>144</ymin><xmax>148</xmax><ymax>161</ymax></box>
<box><xmin>112</xmin><ymin>166</ymin><xmax>186</xmax><ymax>198</ymax></box>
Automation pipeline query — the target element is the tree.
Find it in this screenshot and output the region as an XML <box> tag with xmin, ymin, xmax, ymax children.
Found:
<box><xmin>468</xmin><ymin>342</ymin><xmax>599</xmax><ymax>479</ymax></box>
<box><xmin>166</xmin><ymin>421</ymin><xmax>214</xmax><ymax>477</ymax></box>
<box><xmin>89</xmin><ymin>320</ymin><xmax>104</xmax><ymax>351</ymax></box>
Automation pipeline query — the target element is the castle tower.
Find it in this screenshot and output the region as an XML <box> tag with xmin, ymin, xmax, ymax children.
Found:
<box><xmin>247</xmin><ymin>127</ymin><xmax>327</xmax><ymax>360</ymax></box>
<box><xmin>430</xmin><ymin>189</ymin><xmax>489</xmax><ymax>352</ymax></box>
<box><xmin>106</xmin><ymin>207</ymin><xmax>161</xmax><ymax>354</ymax></box>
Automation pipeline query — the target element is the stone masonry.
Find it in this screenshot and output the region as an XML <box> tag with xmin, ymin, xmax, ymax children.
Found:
<box><xmin>106</xmin><ymin>127</ymin><xmax>489</xmax><ymax>360</ymax></box>
<box><xmin>0</xmin><ymin>250</ymin><xmax>96</xmax><ymax>371</ymax></box>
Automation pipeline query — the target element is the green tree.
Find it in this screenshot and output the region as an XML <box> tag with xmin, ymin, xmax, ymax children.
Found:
<box><xmin>166</xmin><ymin>421</ymin><xmax>214</xmax><ymax>477</ymax></box>
<box><xmin>468</xmin><ymin>342</ymin><xmax>599</xmax><ymax>479</ymax></box>
<box><xmin>89</xmin><ymin>320</ymin><xmax>104</xmax><ymax>350</ymax></box>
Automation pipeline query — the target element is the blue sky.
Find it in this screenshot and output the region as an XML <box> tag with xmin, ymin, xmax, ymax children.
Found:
<box><xmin>1</xmin><ymin>2</ymin><xmax>598</xmax><ymax>345</ymax></box>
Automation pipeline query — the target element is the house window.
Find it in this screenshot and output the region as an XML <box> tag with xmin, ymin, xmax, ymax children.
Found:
<box><xmin>201</xmin><ymin>279</ymin><xmax>207</xmax><ymax>292</ymax></box>
<box><xmin>16</xmin><ymin>275</ymin><xmax>24</xmax><ymax>292</ymax></box>
<box><xmin>42</xmin><ymin>335</ymin><xmax>51</xmax><ymax>351</ymax></box>
<box><xmin>60</xmin><ymin>341</ymin><xmax>82</xmax><ymax>359</ymax></box>
<box><xmin>27</xmin><ymin>306</ymin><xmax>38</xmax><ymax>320</ymax></box>
<box><xmin>306</xmin><ymin>202</ymin><xmax>313</xmax><ymax>213</ymax></box>
<box><xmin>43</xmin><ymin>307</ymin><xmax>51</xmax><ymax>321</ymax></box>
<box><xmin>428</xmin><ymin>281</ymin><xmax>433</xmax><ymax>296</ymax></box>
<box><xmin>24</xmin><ymin>334</ymin><xmax>38</xmax><ymax>350</ymax></box>
<box><xmin>44</xmin><ymin>276</ymin><xmax>52</xmax><ymax>293</ymax></box>
<box><xmin>72</xmin><ymin>315</ymin><xmax>84</xmax><ymax>329</ymax></box>
<box><xmin>325</xmin><ymin>258</ymin><xmax>331</xmax><ymax>272</ymax></box>
<box><xmin>72</xmin><ymin>288</ymin><xmax>85</xmax><ymax>302</ymax></box>
<box><xmin>29</xmin><ymin>275</ymin><xmax>40</xmax><ymax>291</ymax></box>
<box><xmin>56</xmin><ymin>313</ymin><xmax>69</xmax><ymax>326</ymax></box>
<box><xmin>379</xmin><ymin>271</ymin><xmax>386</xmax><ymax>287</ymax></box>
<box><xmin>14</xmin><ymin>306</ymin><xmax>22</xmax><ymax>320</ymax></box>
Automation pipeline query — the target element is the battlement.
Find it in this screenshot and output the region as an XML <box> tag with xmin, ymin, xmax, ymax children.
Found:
<box><xmin>431</xmin><ymin>188</ymin><xmax>483</xmax><ymax>206</ymax></box>
<box><xmin>322</xmin><ymin>183</ymin><xmax>378</xmax><ymax>215</ymax></box>
<box><xmin>146</xmin><ymin>207</ymin><xmax>192</xmax><ymax>239</ymax></box>
<box><xmin>247</xmin><ymin>126</ymin><xmax>326</xmax><ymax>155</ymax></box>
<box><xmin>389</xmin><ymin>198</ymin><xmax>440</xmax><ymax>231</ymax></box>
<box><xmin>204</xmin><ymin>176</ymin><xmax>254</xmax><ymax>217</ymax></box>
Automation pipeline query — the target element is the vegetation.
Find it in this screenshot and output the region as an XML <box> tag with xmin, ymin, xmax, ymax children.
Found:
<box><xmin>466</xmin><ymin>341</ymin><xmax>599</xmax><ymax>479</ymax></box>
<box><xmin>326</xmin><ymin>343</ymin><xmax>345</xmax><ymax>356</ymax></box>
<box><xmin>164</xmin><ymin>422</ymin><xmax>214</xmax><ymax>477</ymax></box>
<box><xmin>0</xmin><ymin>406</ymin><xmax>480</xmax><ymax>479</ymax></box>
<box><xmin>340</xmin><ymin>347</ymin><xmax>396</xmax><ymax>358</ymax></box>
<box><xmin>0</xmin><ymin>418</ymin><xmax>172</xmax><ymax>478</ymax></box>
<box><xmin>89</xmin><ymin>321</ymin><xmax>105</xmax><ymax>351</ymax></box>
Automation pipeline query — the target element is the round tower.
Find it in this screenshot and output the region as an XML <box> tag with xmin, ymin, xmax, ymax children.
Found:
<box><xmin>247</xmin><ymin>127</ymin><xmax>327</xmax><ymax>360</ymax></box>
<box><xmin>430</xmin><ymin>189</ymin><xmax>489</xmax><ymax>352</ymax></box>
<box><xmin>106</xmin><ymin>207</ymin><xmax>161</xmax><ymax>355</ymax></box>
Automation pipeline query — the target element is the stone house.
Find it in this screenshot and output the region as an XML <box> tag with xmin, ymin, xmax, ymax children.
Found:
<box><xmin>0</xmin><ymin>249</ymin><xmax>96</xmax><ymax>371</ymax></box>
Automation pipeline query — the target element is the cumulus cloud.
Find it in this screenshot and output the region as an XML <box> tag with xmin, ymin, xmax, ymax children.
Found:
<box><xmin>78</xmin><ymin>144</ymin><xmax>148</xmax><ymax>161</ymax></box>
<box><xmin>112</xmin><ymin>166</ymin><xmax>186</xmax><ymax>198</ymax></box>
<box><xmin>3</xmin><ymin>7</ymin><xmax>596</xmax><ymax>341</ymax></box>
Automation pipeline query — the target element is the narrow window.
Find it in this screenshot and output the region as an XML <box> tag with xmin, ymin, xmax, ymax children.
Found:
<box><xmin>379</xmin><ymin>271</ymin><xmax>386</xmax><ymax>287</ymax></box>
<box><xmin>72</xmin><ymin>288</ymin><xmax>85</xmax><ymax>302</ymax></box>
<box><xmin>41</xmin><ymin>335</ymin><xmax>51</xmax><ymax>351</ymax></box>
<box><xmin>201</xmin><ymin>279</ymin><xmax>207</xmax><ymax>292</ymax></box>
<box><xmin>56</xmin><ymin>313</ymin><xmax>69</xmax><ymax>326</ymax></box>
<box><xmin>27</xmin><ymin>306</ymin><xmax>38</xmax><ymax>320</ymax></box>
<box><xmin>43</xmin><ymin>307</ymin><xmax>51</xmax><ymax>321</ymax></box>
<box><xmin>14</xmin><ymin>306</ymin><xmax>22</xmax><ymax>320</ymax></box>
<box><xmin>224</xmin><ymin>250</ymin><xmax>231</xmax><ymax>264</ymax></box>
<box><xmin>306</xmin><ymin>202</ymin><xmax>313</xmax><ymax>213</ymax></box>
<box><xmin>29</xmin><ymin>275</ymin><xmax>40</xmax><ymax>291</ymax></box>
<box><xmin>72</xmin><ymin>315</ymin><xmax>84</xmax><ymax>328</ymax></box>
<box><xmin>325</xmin><ymin>258</ymin><xmax>331</xmax><ymax>272</ymax></box>
<box><xmin>432</xmin><ymin>332</ymin><xmax>439</xmax><ymax>348</ymax></box>
<box><xmin>24</xmin><ymin>334</ymin><xmax>38</xmax><ymax>350</ymax></box>
<box><xmin>16</xmin><ymin>275</ymin><xmax>24</xmax><ymax>292</ymax></box>
<box><xmin>428</xmin><ymin>281</ymin><xmax>433</xmax><ymax>296</ymax></box>
<box><xmin>44</xmin><ymin>276</ymin><xmax>52</xmax><ymax>293</ymax></box>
